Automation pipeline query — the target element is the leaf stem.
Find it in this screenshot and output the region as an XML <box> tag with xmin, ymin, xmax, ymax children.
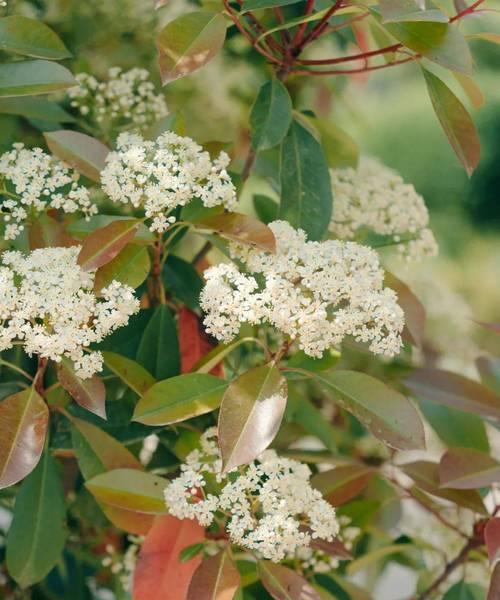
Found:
<box><xmin>0</xmin><ymin>358</ymin><xmax>34</xmax><ymax>381</ymax></box>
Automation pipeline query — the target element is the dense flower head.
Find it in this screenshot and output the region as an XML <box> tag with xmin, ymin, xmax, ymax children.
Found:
<box><xmin>330</xmin><ymin>158</ymin><xmax>438</xmax><ymax>261</ymax></box>
<box><xmin>164</xmin><ymin>428</ymin><xmax>339</xmax><ymax>562</ymax></box>
<box><xmin>0</xmin><ymin>144</ymin><xmax>96</xmax><ymax>240</ymax></box>
<box><xmin>0</xmin><ymin>247</ymin><xmax>139</xmax><ymax>378</ymax></box>
<box><xmin>100</xmin><ymin>131</ymin><xmax>237</xmax><ymax>232</ymax></box>
<box><xmin>200</xmin><ymin>220</ymin><xmax>404</xmax><ymax>357</ymax></box>
<box><xmin>68</xmin><ymin>67</ymin><xmax>168</xmax><ymax>132</ymax></box>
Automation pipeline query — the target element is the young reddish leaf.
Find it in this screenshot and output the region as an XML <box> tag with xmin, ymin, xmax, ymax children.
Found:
<box><xmin>485</xmin><ymin>518</ymin><xmax>500</xmax><ymax>564</ymax></box>
<box><xmin>453</xmin><ymin>72</ymin><xmax>485</xmax><ymax>109</ymax></box>
<box><xmin>133</xmin><ymin>373</ymin><xmax>228</xmax><ymax>426</ymax></box>
<box><xmin>94</xmin><ymin>243</ymin><xmax>151</xmax><ymax>293</ymax></box>
<box><xmin>44</xmin><ymin>130</ymin><xmax>110</xmax><ymax>182</ymax></box>
<box><xmin>86</xmin><ymin>469</ymin><xmax>167</xmax><ymax>514</ymax></box>
<box><xmin>314</xmin><ymin>370</ymin><xmax>425</xmax><ymax>451</ymax></box>
<box><xmin>28</xmin><ymin>213</ymin><xmax>78</xmax><ymax>250</ymax></box>
<box><xmin>178</xmin><ymin>307</ymin><xmax>222</xmax><ymax>375</ymax></box>
<box><xmin>133</xmin><ymin>515</ymin><xmax>205</xmax><ymax>600</ymax></box>
<box><xmin>475</xmin><ymin>321</ymin><xmax>500</xmax><ymax>335</ymax></box>
<box><xmin>196</xmin><ymin>213</ymin><xmax>276</xmax><ymax>253</ymax></box>
<box><xmin>311</xmin><ymin>464</ymin><xmax>375</xmax><ymax>506</ymax></box>
<box><xmin>385</xmin><ymin>271</ymin><xmax>425</xmax><ymax>348</ymax></box>
<box><xmin>404</xmin><ymin>368</ymin><xmax>500</xmax><ymax>419</ymax></box>
<box><xmin>218</xmin><ymin>363</ymin><xmax>287</xmax><ymax>473</ymax></box>
<box><xmin>401</xmin><ymin>460</ymin><xmax>487</xmax><ymax>514</ymax></box>
<box><xmin>57</xmin><ymin>359</ymin><xmax>106</xmax><ymax>419</ymax></box>
<box><xmin>157</xmin><ymin>11</ymin><xmax>227</xmax><ymax>84</ymax></box>
<box><xmin>422</xmin><ymin>67</ymin><xmax>480</xmax><ymax>177</ymax></box>
<box><xmin>101</xmin><ymin>505</ymin><xmax>155</xmax><ymax>536</ymax></box>
<box><xmin>187</xmin><ymin>550</ymin><xmax>241</xmax><ymax>600</ymax></box>
<box><xmin>102</xmin><ymin>351</ymin><xmax>155</xmax><ymax>396</ymax></box>
<box><xmin>439</xmin><ymin>447</ymin><xmax>500</xmax><ymax>489</ymax></box>
<box><xmin>77</xmin><ymin>218</ymin><xmax>140</xmax><ymax>271</ymax></box>
<box><xmin>0</xmin><ymin>388</ymin><xmax>48</xmax><ymax>489</ymax></box>
<box><xmin>258</xmin><ymin>561</ymin><xmax>321</xmax><ymax>600</ymax></box>
<box><xmin>488</xmin><ymin>562</ymin><xmax>500</xmax><ymax>600</ymax></box>
<box><xmin>309</xmin><ymin>537</ymin><xmax>352</xmax><ymax>560</ymax></box>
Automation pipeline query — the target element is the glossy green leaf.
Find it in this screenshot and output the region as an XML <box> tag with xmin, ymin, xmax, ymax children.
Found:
<box><xmin>193</xmin><ymin>337</ymin><xmax>264</xmax><ymax>374</ymax></box>
<box><xmin>6</xmin><ymin>449</ymin><xmax>66</xmax><ymax>587</ymax></box>
<box><xmin>422</xmin><ymin>67</ymin><xmax>480</xmax><ymax>176</ymax></box>
<box><xmin>157</xmin><ymin>11</ymin><xmax>226</xmax><ymax>84</ymax></box>
<box><xmin>443</xmin><ymin>581</ymin><xmax>486</xmax><ymax>600</ymax></box>
<box><xmin>196</xmin><ymin>212</ymin><xmax>276</xmax><ymax>252</ymax></box>
<box><xmin>163</xmin><ymin>255</ymin><xmax>204</xmax><ymax>311</ymax></box>
<box><xmin>250</xmin><ymin>79</ymin><xmax>292</xmax><ymax>151</ymax></box>
<box><xmin>86</xmin><ymin>468</ymin><xmax>167</xmax><ymax>514</ymax></box>
<box><xmin>77</xmin><ymin>218</ymin><xmax>140</xmax><ymax>271</ymax></box>
<box><xmin>44</xmin><ymin>129</ymin><xmax>110</xmax><ymax>182</ymax></box>
<box><xmin>134</xmin><ymin>373</ymin><xmax>228</xmax><ymax>425</ymax></box>
<box><xmin>0</xmin><ymin>387</ymin><xmax>48</xmax><ymax>489</ymax></box>
<box><xmin>242</xmin><ymin>0</ymin><xmax>302</xmax><ymax>12</ymax></box>
<box><xmin>0</xmin><ymin>15</ymin><xmax>71</xmax><ymax>59</ymax></box>
<box><xmin>102</xmin><ymin>352</ymin><xmax>155</xmax><ymax>396</ymax></box>
<box><xmin>253</xmin><ymin>194</ymin><xmax>279</xmax><ymax>225</ymax></box>
<box><xmin>137</xmin><ymin>304</ymin><xmax>180</xmax><ymax>380</ymax></box>
<box><xmin>279</xmin><ymin>119</ymin><xmax>333</xmax><ymax>241</ymax></box>
<box><xmin>314</xmin><ymin>370</ymin><xmax>425</xmax><ymax>450</ymax></box>
<box><xmin>0</xmin><ymin>59</ymin><xmax>75</xmax><ymax>97</ymax></box>
<box><xmin>57</xmin><ymin>358</ymin><xmax>106</xmax><ymax>419</ymax></box>
<box><xmin>258</xmin><ymin>561</ymin><xmax>321</xmax><ymax>600</ymax></box>
<box><xmin>317</xmin><ymin>119</ymin><xmax>359</xmax><ymax>169</ymax></box>
<box><xmin>218</xmin><ymin>363</ymin><xmax>287</xmax><ymax>472</ymax></box>
<box><xmin>94</xmin><ymin>243</ymin><xmax>150</xmax><ymax>292</ymax></box>
<box><xmin>286</xmin><ymin>394</ymin><xmax>337</xmax><ymax>453</ymax></box>
<box><xmin>0</xmin><ymin>96</ymin><xmax>75</xmax><ymax>122</ymax></box>
<box><xmin>379</xmin><ymin>0</ymin><xmax>449</xmax><ymax>23</ymax></box>
<box><xmin>187</xmin><ymin>550</ymin><xmax>241</xmax><ymax>600</ymax></box>
<box><xmin>439</xmin><ymin>447</ymin><xmax>500</xmax><ymax>489</ymax></box>
<box><xmin>312</xmin><ymin>465</ymin><xmax>376</xmax><ymax>506</ymax></box>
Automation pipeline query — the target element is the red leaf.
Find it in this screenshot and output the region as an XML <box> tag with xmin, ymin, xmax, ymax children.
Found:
<box><xmin>486</xmin><ymin>518</ymin><xmax>500</xmax><ymax>564</ymax></box>
<box><xmin>187</xmin><ymin>550</ymin><xmax>240</xmax><ymax>600</ymax></box>
<box><xmin>133</xmin><ymin>515</ymin><xmax>205</xmax><ymax>600</ymax></box>
<box><xmin>488</xmin><ymin>562</ymin><xmax>500</xmax><ymax>600</ymax></box>
<box><xmin>178</xmin><ymin>307</ymin><xmax>222</xmax><ymax>376</ymax></box>
<box><xmin>57</xmin><ymin>359</ymin><xmax>106</xmax><ymax>419</ymax></box>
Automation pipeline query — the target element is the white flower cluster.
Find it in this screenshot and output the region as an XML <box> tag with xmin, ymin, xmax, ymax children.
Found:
<box><xmin>200</xmin><ymin>221</ymin><xmax>404</xmax><ymax>358</ymax></box>
<box><xmin>0</xmin><ymin>247</ymin><xmax>139</xmax><ymax>378</ymax></box>
<box><xmin>102</xmin><ymin>535</ymin><xmax>144</xmax><ymax>593</ymax></box>
<box><xmin>101</xmin><ymin>132</ymin><xmax>237</xmax><ymax>232</ymax></box>
<box><xmin>164</xmin><ymin>428</ymin><xmax>339</xmax><ymax>563</ymax></box>
<box><xmin>0</xmin><ymin>144</ymin><xmax>96</xmax><ymax>240</ymax></box>
<box><xmin>68</xmin><ymin>67</ymin><xmax>168</xmax><ymax>132</ymax></box>
<box><xmin>330</xmin><ymin>158</ymin><xmax>438</xmax><ymax>261</ymax></box>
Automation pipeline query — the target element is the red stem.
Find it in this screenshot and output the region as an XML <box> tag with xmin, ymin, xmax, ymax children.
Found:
<box><xmin>296</xmin><ymin>43</ymin><xmax>401</xmax><ymax>65</ymax></box>
<box><xmin>290</xmin><ymin>55</ymin><xmax>415</xmax><ymax>76</ymax></box>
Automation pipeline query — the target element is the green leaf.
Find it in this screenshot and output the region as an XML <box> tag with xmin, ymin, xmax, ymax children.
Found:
<box><xmin>94</xmin><ymin>243</ymin><xmax>150</xmax><ymax>293</ymax></box>
<box><xmin>57</xmin><ymin>358</ymin><xmax>106</xmax><ymax>419</ymax></box>
<box><xmin>86</xmin><ymin>468</ymin><xmax>167</xmax><ymax>514</ymax></box>
<box><xmin>77</xmin><ymin>219</ymin><xmax>140</xmax><ymax>271</ymax></box>
<box><xmin>0</xmin><ymin>387</ymin><xmax>48</xmax><ymax>489</ymax></box>
<box><xmin>443</xmin><ymin>581</ymin><xmax>486</xmax><ymax>600</ymax></box>
<box><xmin>157</xmin><ymin>11</ymin><xmax>226</xmax><ymax>84</ymax></box>
<box><xmin>134</xmin><ymin>373</ymin><xmax>228</xmax><ymax>426</ymax></box>
<box><xmin>439</xmin><ymin>447</ymin><xmax>500</xmax><ymax>489</ymax></box>
<box><xmin>44</xmin><ymin>130</ymin><xmax>110</xmax><ymax>182</ymax></box>
<box><xmin>250</xmin><ymin>79</ymin><xmax>292</xmax><ymax>151</ymax></box>
<box><xmin>163</xmin><ymin>255</ymin><xmax>204</xmax><ymax>311</ymax></box>
<box><xmin>0</xmin><ymin>59</ymin><xmax>75</xmax><ymax>97</ymax></box>
<box><xmin>218</xmin><ymin>363</ymin><xmax>287</xmax><ymax>472</ymax></box>
<box><xmin>422</xmin><ymin>67</ymin><xmax>480</xmax><ymax>176</ymax></box>
<box><xmin>0</xmin><ymin>96</ymin><xmax>75</xmax><ymax>122</ymax></box>
<box><xmin>312</xmin><ymin>465</ymin><xmax>375</xmax><ymax>506</ymax></box>
<box><xmin>0</xmin><ymin>15</ymin><xmax>71</xmax><ymax>59</ymax></box>
<box><xmin>6</xmin><ymin>449</ymin><xmax>66</xmax><ymax>587</ymax></box>
<box><xmin>258</xmin><ymin>561</ymin><xmax>321</xmax><ymax>600</ymax></box>
<box><xmin>314</xmin><ymin>370</ymin><xmax>425</xmax><ymax>450</ymax></box>
<box><xmin>317</xmin><ymin>120</ymin><xmax>359</xmax><ymax>169</ymax></box>
<box><xmin>180</xmin><ymin>542</ymin><xmax>205</xmax><ymax>562</ymax></box>
<box><xmin>286</xmin><ymin>394</ymin><xmax>337</xmax><ymax>452</ymax></box>
<box><xmin>253</xmin><ymin>194</ymin><xmax>279</xmax><ymax>225</ymax></box>
<box><xmin>242</xmin><ymin>0</ymin><xmax>302</xmax><ymax>12</ymax></box>
<box><xmin>102</xmin><ymin>352</ymin><xmax>155</xmax><ymax>396</ymax></box>
<box><xmin>193</xmin><ymin>337</ymin><xmax>264</xmax><ymax>374</ymax></box>
<box><xmin>187</xmin><ymin>550</ymin><xmax>241</xmax><ymax>600</ymax></box>
<box><xmin>279</xmin><ymin>119</ymin><xmax>333</xmax><ymax>241</ymax></box>
<box><xmin>379</xmin><ymin>0</ymin><xmax>449</xmax><ymax>23</ymax></box>
<box><xmin>196</xmin><ymin>212</ymin><xmax>276</xmax><ymax>252</ymax></box>
<box><xmin>136</xmin><ymin>304</ymin><xmax>180</xmax><ymax>380</ymax></box>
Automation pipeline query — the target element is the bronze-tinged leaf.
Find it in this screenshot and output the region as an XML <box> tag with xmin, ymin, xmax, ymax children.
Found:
<box><xmin>475</xmin><ymin>321</ymin><xmax>500</xmax><ymax>335</ymax></box>
<box><xmin>218</xmin><ymin>363</ymin><xmax>287</xmax><ymax>473</ymax></box>
<box><xmin>488</xmin><ymin>562</ymin><xmax>500</xmax><ymax>600</ymax></box>
<box><xmin>28</xmin><ymin>213</ymin><xmax>78</xmax><ymax>250</ymax></box>
<box><xmin>422</xmin><ymin>67</ymin><xmax>480</xmax><ymax>177</ymax></box>
<box><xmin>311</xmin><ymin>465</ymin><xmax>375</xmax><ymax>506</ymax></box>
<box><xmin>178</xmin><ymin>307</ymin><xmax>222</xmax><ymax>376</ymax></box>
<box><xmin>258</xmin><ymin>561</ymin><xmax>321</xmax><ymax>600</ymax></box>
<box><xmin>404</xmin><ymin>368</ymin><xmax>500</xmax><ymax>419</ymax></box>
<box><xmin>439</xmin><ymin>447</ymin><xmax>500</xmax><ymax>489</ymax></box>
<box><xmin>453</xmin><ymin>72</ymin><xmax>485</xmax><ymax>109</ymax></box>
<box><xmin>485</xmin><ymin>518</ymin><xmax>500</xmax><ymax>564</ymax></box>
<box><xmin>0</xmin><ymin>388</ymin><xmax>48</xmax><ymax>489</ymax></box>
<box><xmin>196</xmin><ymin>213</ymin><xmax>276</xmax><ymax>253</ymax></box>
<box><xmin>309</xmin><ymin>537</ymin><xmax>352</xmax><ymax>560</ymax></box>
<box><xmin>133</xmin><ymin>515</ymin><xmax>205</xmax><ymax>600</ymax></box>
<box><xmin>101</xmin><ymin>505</ymin><xmax>154</xmax><ymax>536</ymax></box>
<box><xmin>187</xmin><ymin>550</ymin><xmax>240</xmax><ymax>600</ymax></box>
<box><xmin>94</xmin><ymin>243</ymin><xmax>151</xmax><ymax>293</ymax></box>
<box><xmin>44</xmin><ymin>130</ymin><xmax>110</xmax><ymax>182</ymax></box>
<box><xmin>102</xmin><ymin>351</ymin><xmax>155</xmax><ymax>396</ymax></box>
<box><xmin>57</xmin><ymin>359</ymin><xmax>106</xmax><ymax>419</ymax></box>
<box><xmin>385</xmin><ymin>271</ymin><xmax>425</xmax><ymax>348</ymax></box>
<box><xmin>77</xmin><ymin>218</ymin><xmax>140</xmax><ymax>271</ymax></box>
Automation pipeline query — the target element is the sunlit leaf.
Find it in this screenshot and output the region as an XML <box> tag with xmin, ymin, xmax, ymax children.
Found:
<box><xmin>133</xmin><ymin>373</ymin><xmax>228</xmax><ymax>425</ymax></box>
<box><xmin>44</xmin><ymin>130</ymin><xmax>110</xmax><ymax>182</ymax></box>
<box><xmin>157</xmin><ymin>11</ymin><xmax>226</xmax><ymax>84</ymax></box>
<box><xmin>94</xmin><ymin>243</ymin><xmax>150</xmax><ymax>293</ymax></box>
<box><xmin>57</xmin><ymin>358</ymin><xmax>106</xmax><ymax>419</ymax></box>
<box><xmin>196</xmin><ymin>212</ymin><xmax>276</xmax><ymax>252</ymax></box>
<box><xmin>0</xmin><ymin>15</ymin><xmax>71</xmax><ymax>59</ymax></box>
<box><xmin>258</xmin><ymin>561</ymin><xmax>321</xmax><ymax>600</ymax></box>
<box><xmin>0</xmin><ymin>387</ymin><xmax>48</xmax><ymax>489</ymax></box>
<box><xmin>312</xmin><ymin>465</ymin><xmax>376</xmax><ymax>506</ymax></box>
<box><xmin>250</xmin><ymin>79</ymin><xmax>292</xmax><ymax>151</ymax></box>
<box><xmin>6</xmin><ymin>449</ymin><xmax>66</xmax><ymax>587</ymax></box>
<box><xmin>187</xmin><ymin>550</ymin><xmax>241</xmax><ymax>600</ymax></box>
<box><xmin>0</xmin><ymin>59</ymin><xmax>75</xmax><ymax>97</ymax></box>
<box><xmin>218</xmin><ymin>363</ymin><xmax>287</xmax><ymax>472</ymax></box>
<box><xmin>439</xmin><ymin>447</ymin><xmax>500</xmax><ymax>489</ymax></box>
<box><xmin>102</xmin><ymin>351</ymin><xmax>155</xmax><ymax>396</ymax></box>
<box><xmin>422</xmin><ymin>67</ymin><xmax>480</xmax><ymax>176</ymax></box>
